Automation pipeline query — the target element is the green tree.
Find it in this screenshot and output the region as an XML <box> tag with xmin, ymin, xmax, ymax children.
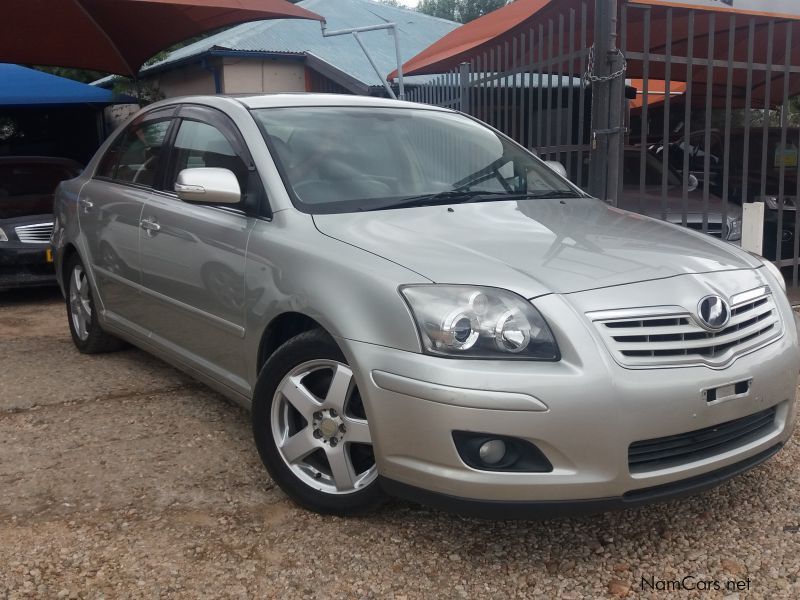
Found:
<box><xmin>418</xmin><ymin>0</ymin><xmax>509</xmax><ymax>24</ymax></box>
<box><xmin>458</xmin><ymin>0</ymin><xmax>509</xmax><ymax>23</ymax></box>
<box><xmin>418</xmin><ymin>0</ymin><xmax>459</xmax><ymax>21</ymax></box>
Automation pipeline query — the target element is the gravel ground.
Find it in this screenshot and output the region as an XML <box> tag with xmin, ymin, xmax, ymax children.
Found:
<box><xmin>1</xmin><ymin>288</ymin><xmax>798</xmax><ymax>599</ymax></box>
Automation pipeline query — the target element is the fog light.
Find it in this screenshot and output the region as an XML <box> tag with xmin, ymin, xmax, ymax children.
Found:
<box><xmin>478</xmin><ymin>439</ymin><xmax>507</xmax><ymax>465</ymax></box>
<box><xmin>452</xmin><ymin>431</ymin><xmax>553</xmax><ymax>473</ymax></box>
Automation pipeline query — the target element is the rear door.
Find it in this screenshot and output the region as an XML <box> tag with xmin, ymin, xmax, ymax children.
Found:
<box><xmin>137</xmin><ymin>105</ymin><xmax>262</xmax><ymax>394</ymax></box>
<box><xmin>79</xmin><ymin>107</ymin><xmax>177</xmax><ymax>329</ymax></box>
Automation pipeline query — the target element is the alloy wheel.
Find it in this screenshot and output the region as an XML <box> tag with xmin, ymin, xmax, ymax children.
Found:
<box><xmin>270</xmin><ymin>359</ymin><xmax>377</xmax><ymax>494</ymax></box>
<box><xmin>69</xmin><ymin>265</ymin><xmax>92</xmax><ymax>341</ymax></box>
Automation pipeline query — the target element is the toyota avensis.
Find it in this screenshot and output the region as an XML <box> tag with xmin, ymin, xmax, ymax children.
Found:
<box><xmin>52</xmin><ymin>94</ymin><xmax>799</xmax><ymax>517</ymax></box>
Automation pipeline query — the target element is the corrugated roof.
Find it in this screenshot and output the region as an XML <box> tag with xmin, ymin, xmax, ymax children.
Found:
<box><xmin>139</xmin><ymin>0</ymin><xmax>459</xmax><ymax>88</ymax></box>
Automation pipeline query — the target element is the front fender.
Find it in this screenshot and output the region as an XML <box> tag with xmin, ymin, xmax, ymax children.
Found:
<box><xmin>243</xmin><ymin>210</ymin><xmax>430</xmax><ymax>386</ymax></box>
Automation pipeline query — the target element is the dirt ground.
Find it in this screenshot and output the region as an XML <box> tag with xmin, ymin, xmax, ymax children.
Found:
<box><xmin>1</xmin><ymin>288</ymin><xmax>798</xmax><ymax>599</ymax></box>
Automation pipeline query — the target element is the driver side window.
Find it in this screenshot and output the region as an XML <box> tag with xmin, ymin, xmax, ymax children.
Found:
<box><xmin>165</xmin><ymin>120</ymin><xmax>249</xmax><ymax>199</ymax></box>
<box><xmin>98</xmin><ymin>120</ymin><xmax>171</xmax><ymax>188</ymax></box>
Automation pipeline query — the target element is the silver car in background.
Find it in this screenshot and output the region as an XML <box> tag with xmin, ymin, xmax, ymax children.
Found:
<box><xmin>52</xmin><ymin>94</ymin><xmax>799</xmax><ymax>517</ymax></box>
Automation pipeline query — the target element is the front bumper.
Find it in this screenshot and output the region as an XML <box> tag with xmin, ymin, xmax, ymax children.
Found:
<box><xmin>338</xmin><ymin>292</ymin><xmax>799</xmax><ymax>514</ymax></box>
<box><xmin>0</xmin><ymin>243</ymin><xmax>57</xmax><ymax>290</ymax></box>
<box><xmin>380</xmin><ymin>443</ymin><xmax>783</xmax><ymax>519</ymax></box>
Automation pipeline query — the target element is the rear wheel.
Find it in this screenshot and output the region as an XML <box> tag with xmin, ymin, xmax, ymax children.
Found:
<box><xmin>252</xmin><ymin>329</ymin><xmax>385</xmax><ymax>515</ymax></box>
<box><xmin>65</xmin><ymin>254</ymin><xmax>125</xmax><ymax>354</ymax></box>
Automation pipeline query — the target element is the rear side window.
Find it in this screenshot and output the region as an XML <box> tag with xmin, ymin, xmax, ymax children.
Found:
<box><xmin>97</xmin><ymin>120</ymin><xmax>171</xmax><ymax>188</ymax></box>
<box><xmin>165</xmin><ymin>120</ymin><xmax>250</xmax><ymax>196</ymax></box>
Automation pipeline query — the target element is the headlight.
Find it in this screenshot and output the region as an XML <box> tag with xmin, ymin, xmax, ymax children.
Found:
<box><xmin>725</xmin><ymin>217</ymin><xmax>742</xmax><ymax>242</ymax></box>
<box><xmin>0</xmin><ymin>228</ymin><xmax>7</xmax><ymax>242</ymax></box>
<box><xmin>758</xmin><ymin>196</ymin><xmax>797</xmax><ymax>211</ymax></box>
<box><xmin>761</xmin><ymin>258</ymin><xmax>787</xmax><ymax>294</ymax></box>
<box><xmin>746</xmin><ymin>250</ymin><xmax>786</xmax><ymax>294</ymax></box>
<box><xmin>400</xmin><ymin>285</ymin><xmax>559</xmax><ymax>360</ymax></box>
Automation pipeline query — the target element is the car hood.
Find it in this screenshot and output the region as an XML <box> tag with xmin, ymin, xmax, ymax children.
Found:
<box><xmin>313</xmin><ymin>198</ymin><xmax>759</xmax><ymax>297</ymax></box>
<box><xmin>617</xmin><ymin>186</ymin><xmax>742</xmax><ymax>219</ymax></box>
<box><xmin>0</xmin><ymin>195</ymin><xmax>54</xmax><ymax>220</ymax></box>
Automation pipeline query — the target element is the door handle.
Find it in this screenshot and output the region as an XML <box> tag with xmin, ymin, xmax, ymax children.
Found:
<box><xmin>79</xmin><ymin>198</ymin><xmax>94</xmax><ymax>213</ymax></box>
<box><xmin>140</xmin><ymin>217</ymin><xmax>161</xmax><ymax>234</ymax></box>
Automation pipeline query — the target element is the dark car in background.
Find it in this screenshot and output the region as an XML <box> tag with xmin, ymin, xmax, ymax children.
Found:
<box><xmin>568</xmin><ymin>148</ymin><xmax>741</xmax><ymax>242</ymax></box>
<box><xmin>655</xmin><ymin>128</ymin><xmax>799</xmax><ymax>261</ymax></box>
<box><xmin>0</xmin><ymin>156</ymin><xmax>82</xmax><ymax>289</ymax></box>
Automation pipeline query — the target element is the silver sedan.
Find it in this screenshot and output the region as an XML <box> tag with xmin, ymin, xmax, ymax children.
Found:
<box><xmin>52</xmin><ymin>94</ymin><xmax>799</xmax><ymax>517</ymax></box>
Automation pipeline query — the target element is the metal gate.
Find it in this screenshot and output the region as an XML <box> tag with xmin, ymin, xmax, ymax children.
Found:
<box><xmin>406</xmin><ymin>1</ymin><xmax>593</xmax><ymax>185</ymax></box>
<box><xmin>405</xmin><ymin>0</ymin><xmax>800</xmax><ymax>286</ymax></box>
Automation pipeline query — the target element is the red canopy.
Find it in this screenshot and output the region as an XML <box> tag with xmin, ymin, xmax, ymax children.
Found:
<box><xmin>629</xmin><ymin>79</ymin><xmax>687</xmax><ymax>109</ymax></box>
<box><xmin>390</xmin><ymin>0</ymin><xmax>800</xmax><ymax>104</ymax></box>
<box><xmin>387</xmin><ymin>0</ymin><xmax>556</xmax><ymax>80</ymax></box>
<box><xmin>2</xmin><ymin>0</ymin><xmax>323</xmax><ymax>77</ymax></box>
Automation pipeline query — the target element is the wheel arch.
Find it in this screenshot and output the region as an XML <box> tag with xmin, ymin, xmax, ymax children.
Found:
<box><xmin>59</xmin><ymin>242</ymin><xmax>80</xmax><ymax>291</ymax></box>
<box><xmin>256</xmin><ymin>312</ymin><xmax>330</xmax><ymax>375</ymax></box>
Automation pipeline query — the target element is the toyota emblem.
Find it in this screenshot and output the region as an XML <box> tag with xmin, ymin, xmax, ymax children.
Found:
<box><xmin>697</xmin><ymin>295</ymin><xmax>731</xmax><ymax>330</ymax></box>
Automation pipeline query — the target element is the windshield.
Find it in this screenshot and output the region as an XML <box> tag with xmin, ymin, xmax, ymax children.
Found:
<box><xmin>252</xmin><ymin>107</ymin><xmax>579</xmax><ymax>214</ymax></box>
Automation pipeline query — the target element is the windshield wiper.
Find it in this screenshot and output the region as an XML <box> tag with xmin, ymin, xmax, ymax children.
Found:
<box><xmin>360</xmin><ymin>190</ymin><xmax>581</xmax><ymax>212</ymax></box>
<box><xmin>360</xmin><ymin>190</ymin><xmax>503</xmax><ymax>211</ymax></box>
<box><xmin>513</xmin><ymin>190</ymin><xmax>584</xmax><ymax>200</ymax></box>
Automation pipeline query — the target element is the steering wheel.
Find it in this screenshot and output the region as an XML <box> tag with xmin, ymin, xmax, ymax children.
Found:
<box><xmin>132</xmin><ymin>154</ymin><xmax>159</xmax><ymax>185</ymax></box>
<box><xmin>294</xmin><ymin>178</ymin><xmax>392</xmax><ymax>205</ymax></box>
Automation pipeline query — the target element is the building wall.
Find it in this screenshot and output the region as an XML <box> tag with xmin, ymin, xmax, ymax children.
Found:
<box><xmin>221</xmin><ymin>58</ymin><xmax>307</xmax><ymax>94</ymax></box>
<box><xmin>306</xmin><ymin>67</ymin><xmax>354</xmax><ymax>95</ymax></box>
<box><xmin>150</xmin><ymin>63</ymin><xmax>218</xmax><ymax>98</ymax></box>
<box><xmin>142</xmin><ymin>56</ymin><xmax>355</xmax><ymax>100</ymax></box>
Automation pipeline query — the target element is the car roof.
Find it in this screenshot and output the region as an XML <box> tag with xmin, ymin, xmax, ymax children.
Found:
<box><xmin>150</xmin><ymin>93</ymin><xmax>453</xmax><ymax>113</ymax></box>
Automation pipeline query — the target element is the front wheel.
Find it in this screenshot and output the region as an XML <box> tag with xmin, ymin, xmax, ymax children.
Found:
<box><xmin>64</xmin><ymin>254</ymin><xmax>125</xmax><ymax>354</ymax></box>
<box><xmin>252</xmin><ymin>329</ymin><xmax>385</xmax><ymax>515</ymax></box>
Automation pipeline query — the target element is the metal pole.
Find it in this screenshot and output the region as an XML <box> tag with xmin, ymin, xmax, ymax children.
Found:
<box><xmin>321</xmin><ymin>20</ymin><xmax>405</xmax><ymax>100</ymax></box>
<box><xmin>391</xmin><ymin>26</ymin><xmax>405</xmax><ymax>100</ymax></box>
<box><xmin>605</xmin><ymin>1</ymin><xmax>623</xmax><ymax>206</ymax></box>
<box><xmin>459</xmin><ymin>62</ymin><xmax>470</xmax><ymax>113</ymax></box>
<box><xmin>587</xmin><ymin>0</ymin><xmax>621</xmax><ymax>202</ymax></box>
<box><xmin>352</xmin><ymin>31</ymin><xmax>397</xmax><ymax>99</ymax></box>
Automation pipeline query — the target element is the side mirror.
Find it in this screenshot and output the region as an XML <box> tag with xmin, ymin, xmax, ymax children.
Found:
<box><xmin>688</xmin><ymin>174</ymin><xmax>699</xmax><ymax>193</ymax></box>
<box><xmin>175</xmin><ymin>168</ymin><xmax>241</xmax><ymax>205</ymax></box>
<box><xmin>544</xmin><ymin>160</ymin><xmax>568</xmax><ymax>179</ymax></box>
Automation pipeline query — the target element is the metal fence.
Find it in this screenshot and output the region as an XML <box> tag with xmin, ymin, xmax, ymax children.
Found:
<box><xmin>405</xmin><ymin>0</ymin><xmax>800</xmax><ymax>286</ymax></box>
<box><xmin>407</xmin><ymin>2</ymin><xmax>592</xmax><ymax>180</ymax></box>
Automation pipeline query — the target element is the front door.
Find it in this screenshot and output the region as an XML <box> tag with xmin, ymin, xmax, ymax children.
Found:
<box><xmin>138</xmin><ymin>109</ymin><xmax>260</xmax><ymax>394</ymax></box>
<box><xmin>79</xmin><ymin>109</ymin><xmax>175</xmax><ymax>330</ymax></box>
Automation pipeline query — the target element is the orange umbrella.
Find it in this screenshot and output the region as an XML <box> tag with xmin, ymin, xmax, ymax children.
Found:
<box><xmin>2</xmin><ymin>0</ymin><xmax>323</xmax><ymax>77</ymax></box>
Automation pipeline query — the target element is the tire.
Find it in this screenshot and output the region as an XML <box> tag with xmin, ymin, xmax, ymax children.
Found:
<box><xmin>252</xmin><ymin>329</ymin><xmax>386</xmax><ymax>515</ymax></box>
<box><xmin>64</xmin><ymin>253</ymin><xmax>125</xmax><ymax>354</ymax></box>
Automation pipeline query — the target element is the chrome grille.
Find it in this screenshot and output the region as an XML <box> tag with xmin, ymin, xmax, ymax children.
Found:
<box><xmin>14</xmin><ymin>222</ymin><xmax>54</xmax><ymax>244</ymax></box>
<box><xmin>589</xmin><ymin>287</ymin><xmax>782</xmax><ymax>368</ymax></box>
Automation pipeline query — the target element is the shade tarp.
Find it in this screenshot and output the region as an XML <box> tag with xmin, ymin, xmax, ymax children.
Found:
<box><xmin>390</xmin><ymin>0</ymin><xmax>800</xmax><ymax>104</ymax></box>
<box><xmin>1</xmin><ymin>0</ymin><xmax>323</xmax><ymax>77</ymax></box>
<box><xmin>0</xmin><ymin>64</ymin><xmax>135</xmax><ymax>106</ymax></box>
<box><xmin>629</xmin><ymin>79</ymin><xmax>687</xmax><ymax>109</ymax></box>
<box><xmin>387</xmin><ymin>0</ymin><xmax>553</xmax><ymax>81</ymax></box>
